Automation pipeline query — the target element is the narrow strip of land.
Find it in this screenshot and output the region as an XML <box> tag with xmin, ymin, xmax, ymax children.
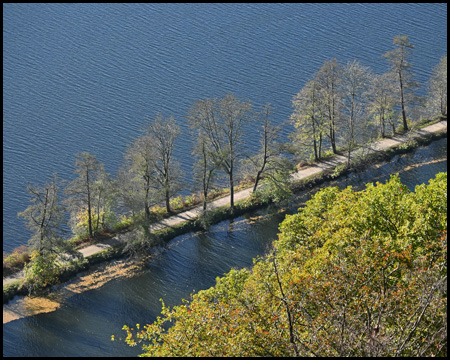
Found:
<box><xmin>3</xmin><ymin>120</ymin><xmax>447</xmax><ymax>287</ymax></box>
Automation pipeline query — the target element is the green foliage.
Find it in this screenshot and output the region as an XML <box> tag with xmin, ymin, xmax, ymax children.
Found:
<box><xmin>3</xmin><ymin>245</ymin><xmax>30</xmax><ymax>275</ymax></box>
<box><xmin>119</xmin><ymin>173</ymin><xmax>447</xmax><ymax>357</ymax></box>
<box><xmin>112</xmin><ymin>215</ymin><xmax>134</xmax><ymax>232</ymax></box>
<box><xmin>24</xmin><ymin>251</ymin><xmax>61</xmax><ymax>294</ymax></box>
<box><xmin>123</xmin><ymin>223</ymin><xmax>155</xmax><ymax>257</ymax></box>
<box><xmin>252</xmin><ymin>168</ymin><xmax>293</xmax><ymax>205</ymax></box>
<box><xmin>183</xmin><ymin>194</ymin><xmax>200</xmax><ymax>208</ymax></box>
<box><xmin>169</xmin><ymin>196</ymin><xmax>184</xmax><ymax>210</ymax></box>
<box><xmin>149</xmin><ymin>205</ymin><xmax>167</xmax><ymax>219</ymax></box>
<box><xmin>331</xmin><ymin>162</ymin><xmax>347</xmax><ymax>178</ymax></box>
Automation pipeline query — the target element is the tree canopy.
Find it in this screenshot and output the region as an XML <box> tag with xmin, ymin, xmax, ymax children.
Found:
<box><xmin>120</xmin><ymin>172</ymin><xmax>447</xmax><ymax>357</ymax></box>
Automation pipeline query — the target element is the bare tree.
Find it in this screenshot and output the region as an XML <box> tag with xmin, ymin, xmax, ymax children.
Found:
<box><xmin>145</xmin><ymin>113</ymin><xmax>183</xmax><ymax>214</ymax></box>
<box><xmin>250</xmin><ymin>103</ymin><xmax>287</xmax><ymax>192</ymax></box>
<box><xmin>188</xmin><ymin>100</ymin><xmax>223</xmax><ymax>211</ymax></box>
<box><xmin>426</xmin><ymin>54</ymin><xmax>447</xmax><ymax>117</ymax></box>
<box><xmin>218</xmin><ymin>94</ymin><xmax>253</xmax><ymax>210</ymax></box>
<box><xmin>188</xmin><ymin>94</ymin><xmax>252</xmax><ymax>212</ymax></box>
<box><xmin>367</xmin><ymin>72</ymin><xmax>398</xmax><ymax>138</ymax></box>
<box><xmin>382</xmin><ymin>35</ymin><xmax>418</xmax><ymax>131</ymax></box>
<box><xmin>315</xmin><ymin>58</ymin><xmax>342</xmax><ymax>154</ymax></box>
<box><xmin>92</xmin><ymin>168</ymin><xmax>116</xmax><ymax>233</ymax></box>
<box><xmin>291</xmin><ymin>78</ymin><xmax>326</xmax><ymax>161</ymax></box>
<box><xmin>64</xmin><ymin>152</ymin><xmax>107</xmax><ymax>238</ymax></box>
<box><xmin>18</xmin><ymin>174</ymin><xmax>66</xmax><ymax>255</ymax></box>
<box><xmin>340</xmin><ymin>59</ymin><xmax>372</xmax><ymax>165</ymax></box>
<box><xmin>123</xmin><ymin>134</ymin><xmax>158</xmax><ymax>220</ymax></box>
<box><xmin>116</xmin><ymin>164</ymin><xmax>145</xmax><ymax>217</ymax></box>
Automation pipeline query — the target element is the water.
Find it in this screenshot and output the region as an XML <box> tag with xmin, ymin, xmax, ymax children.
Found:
<box><xmin>3</xmin><ymin>3</ymin><xmax>447</xmax><ymax>253</ymax></box>
<box><xmin>2</xmin><ymin>138</ymin><xmax>447</xmax><ymax>357</ymax></box>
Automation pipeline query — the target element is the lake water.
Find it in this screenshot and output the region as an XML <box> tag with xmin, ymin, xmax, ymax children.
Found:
<box><xmin>3</xmin><ymin>3</ymin><xmax>447</xmax><ymax>253</ymax></box>
<box><xmin>2</xmin><ymin>138</ymin><xmax>447</xmax><ymax>356</ymax></box>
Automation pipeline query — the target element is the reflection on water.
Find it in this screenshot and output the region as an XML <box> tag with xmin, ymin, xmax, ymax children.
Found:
<box><xmin>401</xmin><ymin>158</ymin><xmax>446</xmax><ymax>172</ymax></box>
<box><xmin>3</xmin><ymin>297</ymin><xmax>61</xmax><ymax>324</ymax></box>
<box><xmin>3</xmin><ymin>258</ymin><xmax>146</xmax><ymax>324</ymax></box>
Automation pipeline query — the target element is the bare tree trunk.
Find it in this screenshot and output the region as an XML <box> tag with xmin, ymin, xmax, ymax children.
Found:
<box><xmin>86</xmin><ymin>171</ymin><xmax>93</xmax><ymax>238</ymax></box>
<box><xmin>229</xmin><ymin>170</ymin><xmax>234</xmax><ymax>211</ymax></box>
<box><xmin>165</xmin><ymin>185</ymin><xmax>171</xmax><ymax>214</ymax></box>
<box><xmin>399</xmin><ymin>71</ymin><xmax>408</xmax><ymax>131</ymax></box>
<box><xmin>144</xmin><ymin>176</ymin><xmax>151</xmax><ymax>220</ymax></box>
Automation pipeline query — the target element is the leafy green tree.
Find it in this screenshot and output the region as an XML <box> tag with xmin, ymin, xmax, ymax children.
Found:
<box><xmin>24</xmin><ymin>250</ymin><xmax>61</xmax><ymax>294</ymax></box>
<box><xmin>118</xmin><ymin>173</ymin><xmax>447</xmax><ymax>357</ymax></box>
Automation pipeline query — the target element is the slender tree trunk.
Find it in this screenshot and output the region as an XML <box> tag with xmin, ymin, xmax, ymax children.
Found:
<box><xmin>165</xmin><ymin>185</ymin><xmax>171</xmax><ymax>214</ymax></box>
<box><xmin>253</xmin><ymin>134</ymin><xmax>268</xmax><ymax>192</ymax></box>
<box><xmin>253</xmin><ymin>168</ymin><xmax>264</xmax><ymax>193</ymax></box>
<box><xmin>144</xmin><ymin>176</ymin><xmax>151</xmax><ymax>220</ymax></box>
<box><xmin>380</xmin><ymin>108</ymin><xmax>385</xmax><ymax>138</ymax></box>
<box><xmin>203</xmin><ymin>190</ymin><xmax>208</xmax><ymax>211</ymax></box>
<box><xmin>96</xmin><ymin>192</ymin><xmax>101</xmax><ymax>233</ymax></box>
<box><xmin>39</xmin><ymin>188</ymin><xmax>49</xmax><ymax>252</ymax></box>
<box><xmin>202</xmin><ymin>159</ymin><xmax>208</xmax><ymax>211</ymax></box>
<box><xmin>318</xmin><ymin>134</ymin><xmax>323</xmax><ymax>159</ymax></box>
<box><xmin>399</xmin><ymin>71</ymin><xmax>408</xmax><ymax>131</ymax></box>
<box><xmin>312</xmin><ymin>116</ymin><xmax>318</xmax><ymax>161</ymax></box>
<box><xmin>229</xmin><ymin>170</ymin><xmax>234</xmax><ymax>211</ymax></box>
<box><xmin>86</xmin><ymin>171</ymin><xmax>93</xmax><ymax>238</ymax></box>
<box><xmin>331</xmin><ymin>125</ymin><xmax>337</xmax><ymax>153</ymax></box>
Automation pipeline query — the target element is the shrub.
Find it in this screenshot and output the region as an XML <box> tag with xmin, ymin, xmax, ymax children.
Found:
<box><xmin>24</xmin><ymin>251</ymin><xmax>61</xmax><ymax>294</ymax></box>
<box><xmin>3</xmin><ymin>245</ymin><xmax>30</xmax><ymax>275</ymax></box>
<box><xmin>170</xmin><ymin>196</ymin><xmax>184</xmax><ymax>210</ymax></box>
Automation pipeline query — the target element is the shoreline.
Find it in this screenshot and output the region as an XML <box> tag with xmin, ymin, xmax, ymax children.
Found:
<box><xmin>3</xmin><ymin>119</ymin><xmax>447</xmax><ymax>304</ymax></box>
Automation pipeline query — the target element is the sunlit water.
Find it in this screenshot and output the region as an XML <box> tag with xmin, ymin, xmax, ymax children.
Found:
<box><xmin>3</xmin><ymin>137</ymin><xmax>446</xmax><ymax>357</ymax></box>
<box><xmin>3</xmin><ymin>3</ymin><xmax>447</xmax><ymax>253</ymax></box>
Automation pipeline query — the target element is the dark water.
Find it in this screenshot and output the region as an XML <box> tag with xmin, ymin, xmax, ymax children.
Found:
<box><xmin>2</xmin><ymin>138</ymin><xmax>447</xmax><ymax>357</ymax></box>
<box><xmin>3</xmin><ymin>3</ymin><xmax>447</xmax><ymax>253</ymax></box>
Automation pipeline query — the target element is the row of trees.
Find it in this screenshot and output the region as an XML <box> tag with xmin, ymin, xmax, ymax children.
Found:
<box><xmin>16</xmin><ymin>35</ymin><xmax>446</xmax><ymax>260</ymax></box>
<box><xmin>120</xmin><ymin>172</ymin><xmax>447</xmax><ymax>356</ymax></box>
<box><xmin>17</xmin><ymin>95</ymin><xmax>288</xmax><ymax>258</ymax></box>
<box><xmin>291</xmin><ymin>35</ymin><xmax>447</xmax><ymax>163</ymax></box>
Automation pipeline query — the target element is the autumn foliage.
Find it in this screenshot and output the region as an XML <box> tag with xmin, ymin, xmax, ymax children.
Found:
<box><xmin>121</xmin><ymin>172</ymin><xmax>447</xmax><ymax>356</ymax></box>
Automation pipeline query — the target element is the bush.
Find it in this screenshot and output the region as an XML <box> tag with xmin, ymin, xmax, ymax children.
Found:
<box><xmin>3</xmin><ymin>245</ymin><xmax>30</xmax><ymax>275</ymax></box>
<box><xmin>170</xmin><ymin>196</ymin><xmax>184</xmax><ymax>210</ymax></box>
<box><xmin>24</xmin><ymin>251</ymin><xmax>61</xmax><ymax>294</ymax></box>
<box><xmin>150</xmin><ymin>205</ymin><xmax>167</xmax><ymax>219</ymax></box>
<box><xmin>113</xmin><ymin>215</ymin><xmax>134</xmax><ymax>232</ymax></box>
<box><xmin>184</xmin><ymin>194</ymin><xmax>201</xmax><ymax>208</ymax></box>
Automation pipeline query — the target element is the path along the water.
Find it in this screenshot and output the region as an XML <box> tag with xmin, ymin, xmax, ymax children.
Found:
<box><xmin>3</xmin><ymin>120</ymin><xmax>447</xmax><ymax>287</ymax></box>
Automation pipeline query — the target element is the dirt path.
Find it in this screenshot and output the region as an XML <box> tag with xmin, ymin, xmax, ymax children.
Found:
<box><xmin>3</xmin><ymin>120</ymin><xmax>446</xmax><ymax>287</ymax></box>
